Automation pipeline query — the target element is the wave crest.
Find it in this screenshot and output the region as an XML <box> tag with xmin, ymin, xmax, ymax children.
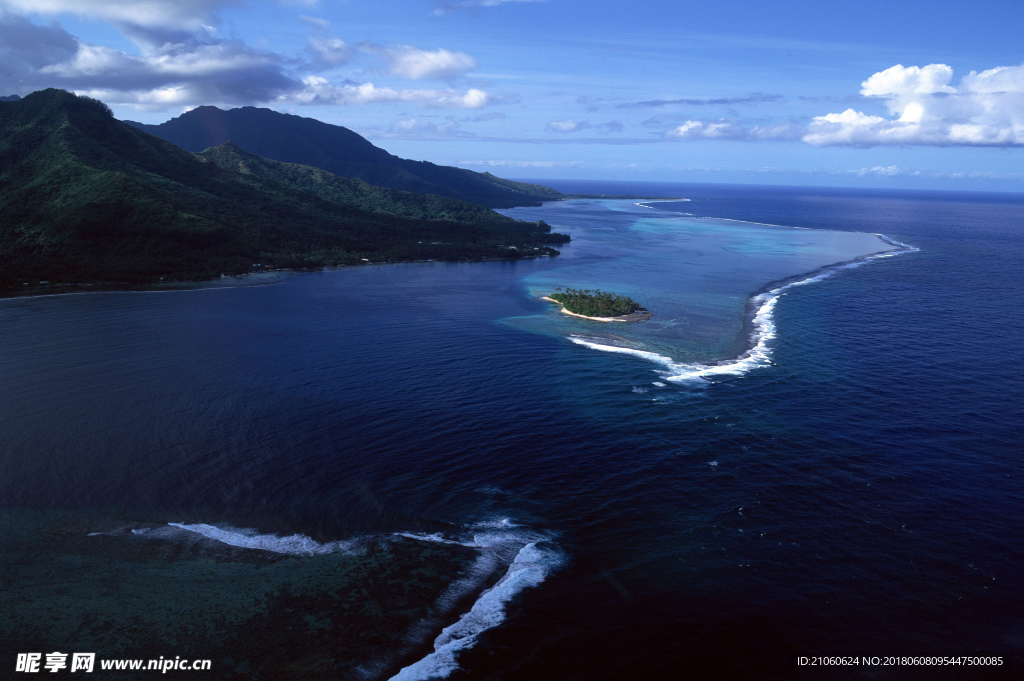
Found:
<box><xmin>570</xmin><ymin>236</ymin><xmax>917</xmax><ymax>383</ymax></box>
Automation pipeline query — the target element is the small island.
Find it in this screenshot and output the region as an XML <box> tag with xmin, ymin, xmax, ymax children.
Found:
<box><xmin>543</xmin><ymin>287</ymin><xmax>653</xmax><ymax>322</ymax></box>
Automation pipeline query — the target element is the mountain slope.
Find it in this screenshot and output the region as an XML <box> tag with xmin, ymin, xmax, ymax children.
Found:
<box><xmin>198</xmin><ymin>142</ymin><xmax>529</xmax><ymax>226</ymax></box>
<box><xmin>125</xmin><ymin>106</ymin><xmax>563</xmax><ymax>208</ymax></box>
<box><xmin>0</xmin><ymin>90</ymin><xmax>566</xmax><ymax>288</ymax></box>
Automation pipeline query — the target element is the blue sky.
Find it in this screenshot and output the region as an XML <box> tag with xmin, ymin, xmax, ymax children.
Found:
<box><xmin>2</xmin><ymin>0</ymin><xmax>1022</xmax><ymax>190</ymax></box>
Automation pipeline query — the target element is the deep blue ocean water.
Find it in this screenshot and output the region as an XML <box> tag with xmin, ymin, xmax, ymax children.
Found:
<box><xmin>1</xmin><ymin>182</ymin><xmax>1022</xmax><ymax>680</ymax></box>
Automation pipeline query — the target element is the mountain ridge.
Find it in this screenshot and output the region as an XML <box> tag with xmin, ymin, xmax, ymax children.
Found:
<box><xmin>125</xmin><ymin>106</ymin><xmax>563</xmax><ymax>208</ymax></box>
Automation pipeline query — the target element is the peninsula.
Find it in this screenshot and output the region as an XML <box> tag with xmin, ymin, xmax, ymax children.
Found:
<box><xmin>0</xmin><ymin>90</ymin><xmax>569</xmax><ymax>290</ymax></box>
<box><xmin>544</xmin><ymin>288</ymin><xmax>653</xmax><ymax>322</ymax></box>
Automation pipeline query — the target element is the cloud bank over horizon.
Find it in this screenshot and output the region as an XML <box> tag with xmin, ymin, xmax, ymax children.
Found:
<box><xmin>804</xmin><ymin>63</ymin><xmax>1024</xmax><ymax>147</ymax></box>
<box><xmin>664</xmin><ymin>119</ymin><xmax>802</xmax><ymax>141</ymax></box>
<box><xmin>655</xmin><ymin>63</ymin><xmax>1024</xmax><ymax>149</ymax></box>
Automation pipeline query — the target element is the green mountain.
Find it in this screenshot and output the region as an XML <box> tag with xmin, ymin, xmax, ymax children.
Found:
<box><xmin>125</xmin><ymin>106</ymin><xmax>563</xmax><ymax>208</ymax></box>
<box><xmin>0</xmin><ymin>89</ymin><xmax>567</xmax><ymax>288</ymax></box>
<box><xmin>198</xmin><ymin>141</ymin><xmax>527</xmax><ymax>225</ymax></box>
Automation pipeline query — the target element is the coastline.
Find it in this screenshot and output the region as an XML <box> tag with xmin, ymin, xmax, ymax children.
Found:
<box><xmin>541</xmin><ymin>296</ymin><xmax>653</xmax><ymax>323</ymax></box>
<box><xmin>0</xmin><ymin>251</ymin><xmax>561</xmax><ymax>301</ymax></box>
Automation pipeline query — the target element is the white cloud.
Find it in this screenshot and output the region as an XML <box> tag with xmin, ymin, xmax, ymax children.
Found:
<box><xmin>0</xmin><ymin>7</ymin><xmax>494</xmax><ymax>112</ymax></box>
<box><xmin>380</xmin><ymin>116</ymin><xmax>476</xmax><ymax>139</ymax></box>
<box><xmin>375</xmin><ymin>45</ymin><xmax>477</xmax><ymax>80</ymax></box>
<box><xmin>0</xmin><ymin>1</ymin><xmax>302</xmax><ymax>109</ymax></box>
<box><xmin>0</xmin><ymin>10</ymin><xmax>79</xmax><ymax>72</ymax></box>
<box><xmin>855</xmin><ymin>165</ymin><xmax>904</xmax><ymax>177</ymax></box>
<box><xmin>379</xmin><ymin>113</ymin><xmax>519</xmax><ymax>139</ymax></box>
<box><xmin>459</xmin><ymin>159</ymin><xmax>582</xmax><ymax>168</ymax></box>
<box><xmin>38</xmin><ymin>40</ymin><xmax>295</xmax><ymax>104</ymax></box>
<box><xmin>297</xmin><ymin>14</ymin><xmax>329</xmax><ymax>29</ymax></box>
<box><xmin>40</xmin><ymin>42</ymin><xmax>135</xmax><ymax>77</ymax></box>
<box><xmin>838</xmin><ymin>166</ymin><xmax>1023</xmax><ymax>180</ymax></box>
<box><xmin>289</xmin><ymin>76</ymin><xmax>489</xmax><ymax>108</ymax></box>
<box><xmin>547</xmin><ymin>119</ymin><xmax>588</xmax><ymax>132</ymax></box>
<box><xmin>0</xmin><ymin>0</ymin><xmax>238</xmax><ymax>32</ymax></box>
<box><xmin>804</xmin><ymin>63</ymin><xmax>1024</xmax><ymax>147</ymax></box>
<box><xmin>83</xmin><ymin>84</ymin><xmax>196</xmax><ymax>108</ymax></box>
<box><xmin>546</xmin><ymin>118</ymin><xmax>623</xmax><ymax>134</ymax></box>
<box><xmin>434</xmin><ymin>0</ymin><xmax>548</xmax><ymax>15</ymax></box>
<box><xmin>308</xmin><ymin>36</ymin><xmax>351</xmax><ymax>66</ymax></box>
<box><xmin>298</xmin><ymin>16</ymin><xmax>352</xmax><ymax>66</ymax></box>
<box><xmin>1</xmin><ymin>7</ymin><xmax>297</xmax><ymax>110</ymax></box>
<box><xmin>391</xmin><ymin>118</ymin><xmax>458</xmax><ymax>132</ymax></box>
<box><xmin>665</xmin><ymin>119</ymin><xmax>801</xmax><ymax>141</ymax></box>
<box><xmin>429</xmin><ymin>88</ymin><xmax>489</xmax><ymax>108</ymax></box>
<box><xmin>860</xmin><ymin>63</ymin><xmax>956</xmax><ymax>97</ymax></box>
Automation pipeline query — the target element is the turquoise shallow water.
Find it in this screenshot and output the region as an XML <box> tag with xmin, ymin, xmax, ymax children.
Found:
<box><xmin>499</xmin><ymin>199</ymin><xmax>894</xmax><ymax>365</ymax></box>
<box><xmin>1</xmin><ymin>184</ymin><xmax>1021</xmax><ymax>680</ymax></box>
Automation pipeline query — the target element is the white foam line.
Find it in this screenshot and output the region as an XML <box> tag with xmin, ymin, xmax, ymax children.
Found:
<box><xmin>360</xmin><ymin>541</ymin><xmax>509</xmax><ymax>681</ymax></box>
<box><xmin>874</xmin><ymin>233</ymin><xmax>921</xmax><ymax>254</ymax></box>
<box><xmin>569</xmin><ymin>337</ymin><xmax>678</xmax><ymax>370</ymax></box>
<box><xmin>393</xmin><ymin>532</ymin><xmax>477</xmax><ymax>547</ymax></box>
<box><xmin>168</xmin><ymin>522</ymin><xmax>357</xmax><ymax>556</ymax></box>
<box><xmin>570</xmin><ymin>236</ymin><xmax>917</xmax><ymax>383</ymax></box>
<box><xmin>468</xmin><ymin>517</ymin><xmax>520</xmax><ymax>529</ymax></box>
<box><xmin>635</xmin><ymin>198</ymin><xmax>691</xmax><ymax>209</ymax></box>
<box><xmin>108</xmin><ymin>517</ymin><xmax>562</xmax><ymax>679</ymax></box>
<box><xmin>632</xmin><ymin>210</ymin><xmax>812</xmax><ymax>229</ymax></box>
<box><xmin>700</xmin><ymin>216</ymin><xmax>807</xmax><ymax>229</ymax></box>
<box><xmin>631</xmin><ymin>210</ymin><xmax>802</xmax><ymax>229</ymax></box>
<box><xmin>388</xmin><ymin>541</ymin><xmax>563</xmax><ymax>681</ymax></box>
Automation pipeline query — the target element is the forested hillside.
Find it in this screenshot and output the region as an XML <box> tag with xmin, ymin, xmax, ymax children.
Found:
<box><xmin>0</xmin><ymin>90</ymin><xmax>567</xmax><ymax>289</ymax></box>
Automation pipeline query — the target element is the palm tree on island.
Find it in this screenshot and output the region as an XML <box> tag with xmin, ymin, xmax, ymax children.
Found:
<box><xmin>544</xmin><ymin>287</ymin><xmax>653</xmax><ymax>322</ymax></box>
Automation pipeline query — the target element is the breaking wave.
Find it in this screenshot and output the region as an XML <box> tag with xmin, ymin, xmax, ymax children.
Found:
<box><xmin>166</xmin><ymin>522</ymin><xmax>359</xmax><ymax>555</ymax></box>
<box><xmin>570</xmin><ymin>236</ymin><xmax>917</xmax><ymax>383</ymax></box>
<box><xmin>116</xmin><ymin>517</ymin><xmax>563</xmax><ymax>680</ymax></box>
<box><xmin>387</xmin><ymin>522</ymin><xmax>564</xmax><ymax>681</ymax></box>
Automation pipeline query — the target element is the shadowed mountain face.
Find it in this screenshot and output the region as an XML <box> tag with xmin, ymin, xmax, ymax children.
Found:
<box><xmin>126</xmin><ymin>106</ymin><xmax>563</xmax><ymax>208</ymax></box>
<box><xmin>197</xmin><ymin>142</ymin><xmax>536</xmax><ymax>226</ymax></box>
<box><xmin>0</xmin><ymin>90</ymin><xmax>566</xmax><ymax>288</ymax></box>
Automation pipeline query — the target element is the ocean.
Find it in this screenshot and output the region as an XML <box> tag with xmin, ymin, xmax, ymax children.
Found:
<box><xmin>1</xmin><ymin>182</ymin><xmax>1021</xmax><ymax>680</ymax></box>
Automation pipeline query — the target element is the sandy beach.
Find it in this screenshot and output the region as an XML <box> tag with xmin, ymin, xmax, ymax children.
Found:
<box><xmin>541</xmin><ymin>296</ymin><xmax>653</xmax><ymax>323</ymax></box>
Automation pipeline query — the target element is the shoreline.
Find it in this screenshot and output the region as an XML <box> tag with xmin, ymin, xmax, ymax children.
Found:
<box><xmin>541</xmin><ymin>296</ymin><xmax>653</xmax><ymax>323</ymax></box>
<box><xmin>0</xmin><ymin>252</ymin><xmax>560</xmax><ymax>301</ymax></box>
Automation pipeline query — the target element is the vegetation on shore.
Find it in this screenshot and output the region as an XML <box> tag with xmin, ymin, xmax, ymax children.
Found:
<box><xmin>548</xmin><ymin>288</ymin><xmax>643</xmax><ymax>317</ymax></box>
<box><xmin>0</xmin><ymin>90</ymin><xmax>569</xmax><ymax>290</ymax></box>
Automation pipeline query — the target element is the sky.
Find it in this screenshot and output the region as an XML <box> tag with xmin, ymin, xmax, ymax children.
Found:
<box><xmin>2</xmin><ymin>0</ymin><xmax>1023</xmax><ymax>191</ymax></box>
